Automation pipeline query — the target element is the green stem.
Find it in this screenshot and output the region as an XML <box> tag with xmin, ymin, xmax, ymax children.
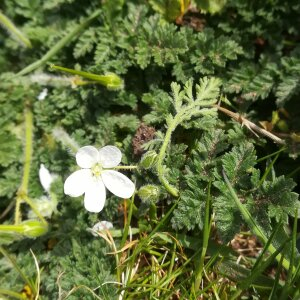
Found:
<box><xmin>123</xmin><ymin>199</ymin><xmax>180</xmax><ymax>294</ymax></box>
<box><xmin>0</xmin><ymin>288</ymin><xmax>28</xmax><ymax>300</ymax></box>
<box><xmin>0</xmin><ymin>224</ymin><xmax>28</xmax><ymax>233</ymax></box>
<box><xmin>256</xmin><ymin>147</ymin><xmax>286</xmax><ymax>163</ymax></box>
<box><xmin>14</xmin><ymin>107</ymin><xmax>47</xmax><ymax>226</ymax></box>
<box><xmin>287</xmin><ymin>165</ymin><xmax>300</xmax><ymax>178</ymax></box>
<box><xmin>52</xmin><ymin>127</ymin><xmax>79</xmax><ymax>154</ymax></box>
<box><xmin>0</xmin><ymin>11</ymin><xmax>31</xmax><ymax>48</ymax></box>
<box><xmin>0</xmin><ymin>246</ymin><xmax>36</xmax><ymax>294</ymax></box>
<box><xmin>117</xmin><ymin>194</ymin><xmax>135</xmax><ymax>287</ymax></box>
<box><xmin>113</xmin><ymin>165</ymin><xmax>138</xmax><ymax>170</ymax></box>
<box><xmin>17</xmin><ymin>10</ymin><xmax>101</xmax><ymax>76</ymax></box>
<box><xmin>167</xmin><ymin>241</ymin><xmax>177</xmax><ymax>278</ymax></box>
<box><xmin>258</xmin><ymin>151</ymin><xmax>280</xmax><ymax>186</ymax></box>
<box><xmin>22</xmin><ymin>108</ymin><xmax>33</xmax><ymax>194</ymax></box>
<box><xmin>15</xmin><ymin>107</ymin><xmax>33</xmax><ymax>224</ymax></box>
<box><xmin>49</xmin><ymin>64</ymin><xmax>124</xmax><ymax>90</ymax></box>
<box><xmin>193</xmin><ymin>182</ymin><xmax>212</xmax><ymax>292</ymax></box>
<box><xmin>156</xmin><ymin>116</ymin><xmax>179</xmax><ymax>197</ymax></box>
<box><xmin>149</xmin><ymin>202</ymin><xmax>157</xmax><ymax>223</ymax></box>
<box><xmin>23</xmin><ymin>195</ymin><xmax>47</xmax><ymax>225</ymax></box>
<box><xmin>88</xmin><ymin>228</ymin><xmax>140</xmax><ymax>238</ymax></box>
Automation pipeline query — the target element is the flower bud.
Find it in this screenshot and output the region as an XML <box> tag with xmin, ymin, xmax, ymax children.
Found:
<box><xmin>139</xmin><ymin>151</ymin><xmax>158</xmax><ymax>169</ymax></box>
<box><xmin>103</xmin><ymin>73</ymin><xmax>124</xmax><ymax>90</ymax></box>
<box><xmin>21</xmin><ymin>220</ymin><xmax>48</xmax><ymax>238</ymax></box>
<box><xmin>138</xmin><ymin>185</ymin><xmax>160</xmax><ymax>203</ymax></box>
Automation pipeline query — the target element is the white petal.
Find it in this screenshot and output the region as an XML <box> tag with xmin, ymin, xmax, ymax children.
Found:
<box><xmin>84</xmin><ymin>178</ymin><xmax>106</xmax><ymax>213</ymax></box>
<box><xmin>98</xmin><ymin>145</ymin><xmax>122</xmax><ymax>168</ymax></box>
<box><xmin>37</xmin><ymin>88</ymin><xmax>48</xmax><ymax>101</ymax></box>
<box><xmin>76</xmin><ymin>146</ymin><xmax>99</xmax><ymax>168</ymax></box>
<box><xmin>101</xmin><ymin>170</ymin><xmax>135</xmax><ymax>199</ymax></box>
<box><xmin>64</xmin><ymin>169</ymin><xmax>91</xmax><ymax>197</ymax></box>
<box><xmin>92</xmin><ymin>221</ymin><xmax>113</xmax><ymax>231</ymax></box>
<box><xmin>39</xmin><ymin>164</ymin><xmax>53</xmax><ymax>192</ymax></box>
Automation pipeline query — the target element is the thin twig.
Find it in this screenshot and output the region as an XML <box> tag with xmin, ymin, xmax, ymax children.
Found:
<box><xmin>215</xmin><ymin>105</ymin><xmax>285</xmax><ymax>145</ymax></box>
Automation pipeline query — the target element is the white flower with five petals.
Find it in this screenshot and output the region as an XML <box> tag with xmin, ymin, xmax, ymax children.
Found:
<box><xmin>64</xmin><ymin>145</ymin><xmax>135</xmax><ymax>213</ymax></box>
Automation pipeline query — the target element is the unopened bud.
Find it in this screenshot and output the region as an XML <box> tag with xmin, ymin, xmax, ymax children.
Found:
<box><xmin>103</xmin><ymin>73</ymin><xmax>124</xmax><ymax>90</ymax></box>
<box><xmin>21</xmin><ymin>220</ymin><xmax>48</xmax><ymax>238</ymax></box>
<box><xmin>140</xmin><ymin>151</ymin><xmax>158</xmax><ymax>169</ymax></box>
<box><xmin>138</xmin><ymin>185</ymin><xmax>160</xmax><ymax>203</ymax></box>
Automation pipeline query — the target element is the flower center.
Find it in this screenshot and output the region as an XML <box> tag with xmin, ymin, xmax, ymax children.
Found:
<box><xmin>91</xmin><ymin>164</ymin><xmax>103</xmax><ymax>177</ymax></box>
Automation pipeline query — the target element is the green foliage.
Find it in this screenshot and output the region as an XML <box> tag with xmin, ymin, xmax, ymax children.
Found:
<box><xmin>172</xmin><ymin>130</ymin><xmax>228</xmax><ymax>231</ymax></box>
<box><xmin>168</xmin><ymin>77</ymin><xmax>221</xmax><ymax>122</ymax></box>
<box><xmin>0</xmin><ymin>166</ymin><xmax>21</xmax><ymax>199</ymax></box>
<box><xmin>142</xmin><ymin>88</ymin><xmax>171</xmax><ymax>124</ymax></box>
<box><xmin>275</xmin><ymin>55</ymin><xmax>300</xmax><ymax>105</ymax></box>
<box><xmin>260</xmin><ymin>176</ymin><xmax>299</xmax><ymax>223</ymax></box>
<box><xmin>172</xmin><ymin>137</ymin><xmax>299</xmax><ymax>243</ymax></box>
<box><xmin>221</xmin><ymin>142</ymin><xmax>256</xmax><ymax>188</ymax></box>
<box><xmin>195</xmin><ymin>0</ymin><xmax>227</xmax><ymax>14</ymax></box>
<box><xmin>190</xmin><ymin>29</ymin><xmax>243</xmax><ymax>75</ymax></box>
<box><xmin>73</xmin><ymin>27</ymin><xmax>98</xmax><ymax>59</ymax></box>
<box><xmin>135</xmin><ymin>15</ymin><xmax>188</xmax><ymax>69</ymax></box>
<box><xmin>225</xmin><ymin>58</ymin><xmax>277</xmax><ymax>101</ymax></box>
<box><xmin>1</xmin><ymin>0</ymin><xmax>300</xmax><ymax>298</ymax></box>
<box><xmin>0</xmin><ymin>130</ymin><xmax>22</xmax><ymax>167</ymax></box>
<box><xmin>45</xmin><ymin>237</ymin><xmax>117</xmax><ymax>299</ymax></box>
<box><xmin>214</xmin><ymin>143</ymin><xmax>299</xmax><ymax>241</ymax></box>
<box><xmin>172</xmin><ymin>186</ymin><xmax>207</xmax><ymax>231</ymax></box>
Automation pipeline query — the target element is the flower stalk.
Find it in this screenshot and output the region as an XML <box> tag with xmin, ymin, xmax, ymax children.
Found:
<box><xmin>114</xmin><ymin>165</ymin><xmax>138</xmax><ymax>170</ymax></box>
<box><xmin>156</xmin><ymin>116</ymin><xmax>180</xmax><ymax>197</ymax></box>
<box><xmin>0</xmin><ymin>11</ymin><xmax>32</xmax><ymax>48</ymax></box>
<box><xmin>15</xmin><ymin>107</ymin><xmax>33</xmax><ymax>224</ymax></box>
<box><xmin>17</xmin><ymin>9</ymin><xmax>101</xmax><ymax>76</ymax></box>
<box><xmin>14</xmin><ymin>106</ymin><xmax>48</xmax><ymax>226</ymax></box>
<box><xmin>49</xmin><ymin>64</ymin><xmax>124</xmax><ymax>90</ymax></box>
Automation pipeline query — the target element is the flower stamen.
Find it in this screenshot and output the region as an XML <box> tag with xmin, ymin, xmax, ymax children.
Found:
<box><xmin>92</xmin><ymin>164</ymin><xmax>103</xmax><ymax>177</ymax></box>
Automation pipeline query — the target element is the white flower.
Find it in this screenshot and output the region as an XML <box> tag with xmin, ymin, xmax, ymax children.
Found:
<box><xmin>64</xmin><ymin>145</ymin><xmax>135</xmax><ymax>213</ymax></box>
<box><xmin>28</xmin><ymin>196</ymin><xmax>57</xmax><ymax>219</ymax></box>
<box><xmin>28</xmin><ymin>165</ymin><xmax>57</xmax><ymax>219</ymax></box>
<box><xmin>39</xmin><ymin>164</ymin><xmax>55</xmax><ymax>193</ymax></box>
<box><xmin>93</xmin><ymin>221</ymin><xmax>113</xmax><ymax>231</ymax></box>
<box><xmin>91</xmin><ymin>221</ymin><xmax>113</xmax><ymax>236</ymax></box>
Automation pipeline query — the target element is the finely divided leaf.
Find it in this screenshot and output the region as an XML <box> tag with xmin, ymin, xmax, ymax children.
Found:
<box><xmin>221</xmin><ymin>143</ymin><xmax>256</xmax><ymax>188</ymax></box>
<box><xmin>0</xmin><ymin>130</ymin><xmax>22</xmax><ymax>167</ymax></box>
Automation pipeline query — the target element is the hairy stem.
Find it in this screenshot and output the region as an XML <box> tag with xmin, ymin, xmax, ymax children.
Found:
<box><xmin>0</xmin><ymin>224</ymin><xmax>28</xmax><ymax>233</ymax></box>
<box><xmin>24</xmin><ymin>195</ymin><xmax>47</xmax><ymax>225</ymax></box>
<box><xmin>0</xmin><ymin>11</ymin><xmax>31</xmax><ymax>48</ymax></box>
<box><xmin>15</xmin><ymin>107</ymin><xmax>33</xmax><ymax>224</ymax></box>
<box><xmin>114</xmin><ymin>165</ymin><xmax>138</xmax><ymax>170</ymax></box>
<box><xmin>156</xmin><ymin>116</ymin><xmax>179</xmax><ymax>197</ymax></box>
